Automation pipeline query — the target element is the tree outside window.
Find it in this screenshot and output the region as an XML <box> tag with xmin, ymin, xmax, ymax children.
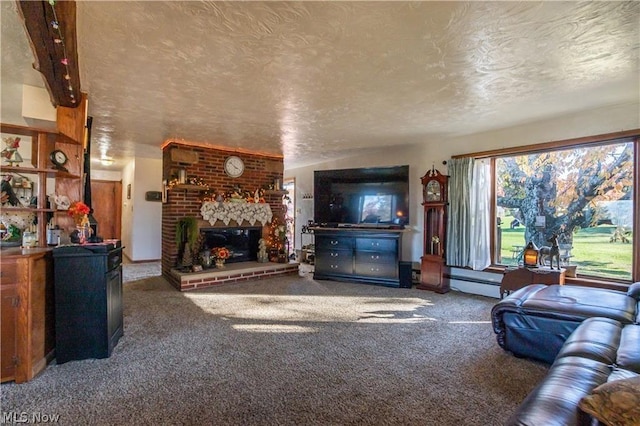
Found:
<box><xmin>495</xmin><ymin>141</ymin><xmax>634</xmax><ymax>280</ymax></box>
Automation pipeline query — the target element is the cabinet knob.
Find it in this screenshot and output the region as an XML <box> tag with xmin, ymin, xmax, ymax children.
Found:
<box><xmin>370</xmin><ymin>255</ymin><xmax>379</xmax><ymax>259</ymax></box>
<box><xmin>330</xmin><ymin>240</ymin><xmax>338</xmax><ymax>245</ymax></box>
<box><xmin>330</xmin><ymin>252</ymin><xmax>338</xmax><ymax>257</ymax></box>
<box><xmin>330</xmin><ymin>264</ymin><xmax>338</xmax><ymax>269</ymax></box>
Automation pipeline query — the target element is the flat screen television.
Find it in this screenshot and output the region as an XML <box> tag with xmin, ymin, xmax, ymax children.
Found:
<box><xmin>314</xmin><ymin>165</ymin><xmax>409</xmax><ymax>228</ymax></box>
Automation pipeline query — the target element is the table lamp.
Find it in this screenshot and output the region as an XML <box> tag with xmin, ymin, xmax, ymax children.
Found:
<box><xmin>523</xmin><ymin>241</ymin><xmax>539</xmax><ymax>267</ymax></box>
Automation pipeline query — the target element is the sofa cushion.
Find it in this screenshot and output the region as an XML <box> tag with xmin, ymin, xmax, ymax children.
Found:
<box><xmin>578</xmin><ymin>376</ymin><xmax>640</xmax><ymax>426</ymax></box>
<box><xmin>608</xmin><ymin>368</ymin><xmax>639</xmax><ymax>383</ymax></box>
<box><xmin>506</xmin><ymin>356</ymin><xmax>610</xmax><ymax>426</ymax></box>
<box><xmin>556</xmin><ymin>317</ymin><xmax>622</xmax><ymax>364</ymax></box>
<box><xmin>520</xmin><ymin>285</ymin><xmax>637</xmax><ymax>324</ymax></box>
<box><xmin>617</xmin><ymin>323</ymin><xmax>640</xmax><ymax>373</ymax></box>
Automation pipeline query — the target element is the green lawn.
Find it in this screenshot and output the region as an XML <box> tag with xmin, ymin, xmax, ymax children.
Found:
<box><xmin>498</xmin><ymin>216</ymin><xmax>632</xmax><ymax>280</ymax></box>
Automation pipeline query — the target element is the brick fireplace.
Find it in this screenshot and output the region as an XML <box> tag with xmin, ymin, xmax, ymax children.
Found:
<box><xmin>161</xmin><ymin>141</ymin><xmax>296</xmax><ymax>291</ymax></box>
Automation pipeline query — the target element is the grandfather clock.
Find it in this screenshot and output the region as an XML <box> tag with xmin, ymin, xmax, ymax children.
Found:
<box><xmin>418</xmin><ymin>166</ymin><xmax>450</xmax><ymax>293</ymax></box>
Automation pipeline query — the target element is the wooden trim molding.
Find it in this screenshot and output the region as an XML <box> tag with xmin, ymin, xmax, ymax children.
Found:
<box><xmin>17</xmin><ymin>0</ymin><xmax>81</xmax><ymax>108</ymax></box>
<box><xmin>452</xmin><ymin>129</ymin><xmax>640</xmax><ymax>159</ymax></box>
<box><xmin>634</xmin><ymin>138</ymin><xmax>640</xmax><ymax>280</ymax></box>
<box><xmin>161</xmin><ymin>138</ymin><xmax>283</xmax><ymax>160</ymax></box>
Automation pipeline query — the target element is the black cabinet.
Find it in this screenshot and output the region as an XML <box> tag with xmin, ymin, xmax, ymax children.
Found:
<box><xmin>53</xmin><ymin>241</ymin><xmax>123</xmax><ymax>364</ymax></box>
<box><xmin>313</xmin><ymin>229</ymin><xmax>403</xmax><ymax>287</ymax></box>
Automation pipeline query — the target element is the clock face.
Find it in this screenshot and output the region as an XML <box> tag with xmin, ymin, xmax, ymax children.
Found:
<box><xmin>50</xmin><ymin>149</ymin><xmax>68</xmax><ymax>167</ymax></box>
<box><xmin>224</xmin><ymin>156</ymin><xmax>245</xmax><ymax>178</ymax></box>
<box><xmin>425</xmin><ymin>180</ymin><xmax>441</xmax><ymax>202</ymax></box>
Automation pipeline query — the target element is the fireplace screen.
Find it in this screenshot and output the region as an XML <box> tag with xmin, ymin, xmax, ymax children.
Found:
<box><xmin>201</xmin><ymin>227</ymin><xmax>261</xmax><ymax>263</ymax></box>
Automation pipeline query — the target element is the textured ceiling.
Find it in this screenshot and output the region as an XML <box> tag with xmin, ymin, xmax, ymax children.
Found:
<box><xmin>2</xmin><ymin>1</ymin><xmax>639</xmax><ymax>169</ymax></box>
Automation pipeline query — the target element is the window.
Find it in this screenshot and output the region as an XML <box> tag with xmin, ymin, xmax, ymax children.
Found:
<box><xmin>493</xmin><ymin>138</ymin><xmax>636</xmax><ymax>281</ymax></box>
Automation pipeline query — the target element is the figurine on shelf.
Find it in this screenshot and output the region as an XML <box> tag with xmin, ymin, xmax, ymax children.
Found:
<box><xmin>1</xmin><ymin>137</ymin><xmax>23</xmax><ymax>166</ymax></box>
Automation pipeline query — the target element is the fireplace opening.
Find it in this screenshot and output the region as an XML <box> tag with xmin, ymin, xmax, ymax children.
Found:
<box><xmin>200</xmin><ymin>227</ymin><xmax>261</xmax><ymax>263</ymax></box>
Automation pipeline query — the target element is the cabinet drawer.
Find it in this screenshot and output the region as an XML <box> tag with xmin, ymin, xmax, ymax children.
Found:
<box><xmin>355</xmin><ymin>262</ymin><xmax>397</xmax><ymax>278</ymax></box>
<box><xmin>0</xmin><ymin>261</ymin><xmax>19</xmax><ymax>285</ymax></box>
<box><xmin>355</xmin><ymin>251</ymin><xmax>397</xmax><ymax>265</ymax></box>
<box><xmin>315</xmin><ymin>250</ymin><xmax>353</xmax><ymax>275</ymax></box>
<box><xmin>355</xmin><ymin>238</ymin><xmax>397</xmax><ymax>253</ymax></box>
<box><xmin>316</xmin><ymin>236</ymin><xmax>353</xmax><ymax>251</ymax></box>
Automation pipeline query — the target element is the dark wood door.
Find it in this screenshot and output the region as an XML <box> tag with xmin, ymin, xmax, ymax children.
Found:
<box><xmin>91</xmin><ymin>180</ymin><xmax>122</xmax><ymax>240</ymax></box>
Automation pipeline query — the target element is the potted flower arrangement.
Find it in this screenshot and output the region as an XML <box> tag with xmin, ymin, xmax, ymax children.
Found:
<box><xmin>68</xmin><ymin>201</ymin><xmax>91</xmax><ymax>244</ymax></box>
<box><xmin>212</xmin><ymin>247</ymin><xmax>230</xmax><ymax>268</ymax></box>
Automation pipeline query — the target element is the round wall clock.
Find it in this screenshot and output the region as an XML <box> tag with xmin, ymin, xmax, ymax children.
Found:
<box><xmin>224</xmin><ymin>155</ymin><xmax>245</xmax><ymax>178</ymax></box>
<box><xmin>49</xmin><ymin>149</ymin><xmax>68</xmax><ymax>171</ymax></box>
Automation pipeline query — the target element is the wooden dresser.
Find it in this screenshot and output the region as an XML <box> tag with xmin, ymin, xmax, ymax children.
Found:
<box><xmin>1</xmin><ymin>248</ymin><xmax>55</xmax><ymax>383</ymax></box>
<box><xmin>500</xmin><ymin>266</ymin><xmax>565</xmax><ymax>299</ymax></box>
<box><xmin>313</xmin><ymin>228</ymin><xmax>403</xmax><ymax>287</ymax></box>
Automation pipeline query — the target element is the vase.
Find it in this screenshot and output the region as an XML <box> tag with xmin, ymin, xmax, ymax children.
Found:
<box><xmin>76</xmin><ymin>225</ymin><xmax>89</xmax><ymax>244</ymax></box>
<box><xmin>200</xmin><ymin>251</ymin><xmax>212</xmax><ymax>268</ymax></box>
<box><xmin>215</xmin><ymin>259</ymin><xmax>225</xmax><ymax>268</ymax></box>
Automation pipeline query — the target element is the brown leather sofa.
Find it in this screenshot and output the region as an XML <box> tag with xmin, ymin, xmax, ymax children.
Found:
<box><xmin>492</xmin><ymin>283</ymin><xmax>639</xmax><ymax>364</ymax></box>
<box><xmin>491</xmin><ymin>283</ymin><xmax>640</xmax><ymax>425</ymax></box>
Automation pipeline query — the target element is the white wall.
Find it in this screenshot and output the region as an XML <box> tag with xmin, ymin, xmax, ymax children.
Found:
<box><xmin>121</xmin><ymin>160</ymin><xmax>135</xmax><ymax>260</ymax></box>
<box><xmin>92</xmin><ymin>169</ymin><xmax>122</xmax><ymax>181</ymax></box>
<box><xmin>284</xmin><ymin>101</ymin><xmax>640</xmax><ymax>285</ymax></box>
<box><xmin>130</xmin><ymin>157</ymin><xmax>163</xmax><ymax>261</ymax></box>
<box><xmin>119</xmin><ymin>157</ymin><xmax>163</xmax><ymax>261</ymax></box>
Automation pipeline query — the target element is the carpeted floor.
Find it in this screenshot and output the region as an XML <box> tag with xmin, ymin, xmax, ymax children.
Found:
<box><xmin>1</xmin><ymin>267</ymin><xmax>548</xmax><ymax>425</ymax></box>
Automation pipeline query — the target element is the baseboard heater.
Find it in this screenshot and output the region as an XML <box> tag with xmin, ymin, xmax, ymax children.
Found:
<box><xmin>444</xmin><ymin>272</ymin><xmax>500</xmax><ymax>287</ymax></box>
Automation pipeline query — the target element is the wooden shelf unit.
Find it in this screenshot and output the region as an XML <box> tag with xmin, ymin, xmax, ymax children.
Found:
<box><xmin>1</xmin><ymin>122</ymin><xmax>83</xmax><ymax>247</ymax></box>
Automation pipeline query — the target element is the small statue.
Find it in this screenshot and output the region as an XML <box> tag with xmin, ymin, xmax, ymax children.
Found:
<box><xmin>257</xmin><ymin>238</ymin><xmax>269</xmax><ymax>263</ymax></box>
<box><xmin>1</xmin><ymin>137</ymin><xmax>23</xmax><ymax>166</ymax></box>
<box><xmin>538</xmin><ymin>234</ymin><xmax>561</xmax><ymax>270</ymax></box>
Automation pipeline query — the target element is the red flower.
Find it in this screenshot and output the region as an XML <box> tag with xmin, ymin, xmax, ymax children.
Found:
<box><xmin>68</xmin><ymin>201</ymin><xmax>90</xmax><ymax>226</ymax></box>
<box><xmin>211</xmin><ymin>247</ymin><xmax>230</xmax><ymax>260</ymax></box>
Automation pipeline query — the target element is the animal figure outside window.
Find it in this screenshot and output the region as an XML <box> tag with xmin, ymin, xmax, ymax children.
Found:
<box><xmin>538</xmin><ymin>234</ymin><xmax>561</xmax><ymax>270</ymax></box>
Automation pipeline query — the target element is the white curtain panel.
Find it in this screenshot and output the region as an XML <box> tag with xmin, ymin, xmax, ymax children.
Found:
<box><xmin>469</xmin><ymin>159</ymin><xmax>491</xmax><ymax>270</ymax></box>
<box><xmin>446</xmin><ymin>157</ymin><xmax>491</xmax><ymax>270</ymax></box>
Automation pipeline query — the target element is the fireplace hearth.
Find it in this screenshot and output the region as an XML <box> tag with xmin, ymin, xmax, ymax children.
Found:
<box><xmin>200</xmin><ymin>226</ymin><xmax>261</xmax><ymax>264</ymax></box>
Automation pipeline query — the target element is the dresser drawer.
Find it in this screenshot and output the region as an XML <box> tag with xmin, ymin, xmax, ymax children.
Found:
<box><xmin>355</xmin><ymin>238</ymin><xmax>397</xmax><ymax>253</ymax></box>
<box><xmin>355</xmin><ymin>262</ymin><xmax>397</xmax><ymax>279</ymax></box>
<box><xmin>355</xmin><ymin>251</ymin><xmax>397</xmax><ymax>265</ymax></box>
<box><xmin>0</xmin><ymin>261</ymin><xmax>19</xmax><ymax>285</ymax></box>
<box><xmin>316</xmin><ymin>236</ymin><xmax>353</xmax><ymax>251</ymax></box>
<box><xmin>315</xmin><ymin>250</ymin><xmax>353</xmax><ymax>275</ymax></box>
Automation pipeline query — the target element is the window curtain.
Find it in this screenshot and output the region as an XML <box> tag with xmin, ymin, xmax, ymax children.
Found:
<box><xmin>446</xmin><ymin>158</ymin><xmax>491</xmax><ymax>270</ymax></box>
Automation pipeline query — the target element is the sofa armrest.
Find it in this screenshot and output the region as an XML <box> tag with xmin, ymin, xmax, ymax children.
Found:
<box><xmin>627</xmin><ymin>282</ymin><xmax>640</xmax><ymax>300</ymax></box>
<box><xmin>491</xmin><ymin>284</ymin><xmax>547</xmax><ymax>348</ymax></box>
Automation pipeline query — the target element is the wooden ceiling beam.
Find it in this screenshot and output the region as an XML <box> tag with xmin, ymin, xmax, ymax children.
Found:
<box><xmin>16</xmin><ymin>0</ymin><xmax>81</xmax><ymax>108</ymax></box>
